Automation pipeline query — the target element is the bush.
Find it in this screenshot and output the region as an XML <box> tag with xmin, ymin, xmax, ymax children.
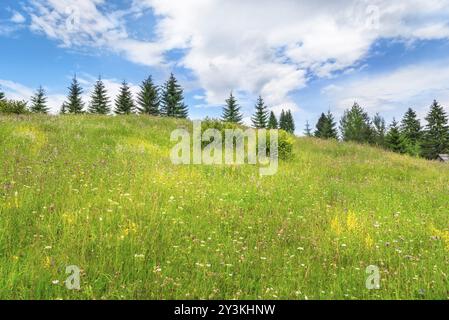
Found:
<box><xmin>0</xmin><ymin>100</ymin><xmax>29</xmax><ymax>115</ymax></box>
<box><xmin>275</xmin><ymin>129</ymin><xmax>295</xmax><ymax>160</ymax></box>
<box><xmin>199</xmin><ymin>118</ymin><xmax>294</xmax><ymax>160</ymax></box>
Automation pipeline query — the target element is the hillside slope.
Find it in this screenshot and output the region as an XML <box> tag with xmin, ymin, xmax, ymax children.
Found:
<box><xmin>0</xmin><ymin>115</ymin><xmax>448</xmax><ymax>299</ymax></box>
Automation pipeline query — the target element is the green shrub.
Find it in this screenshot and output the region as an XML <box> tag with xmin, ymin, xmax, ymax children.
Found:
<box><xmin>0</xmin><ymin>100</ymin><xmax>29</xmax><ymax>115</ymax></box>
<box><xmin>199</xmin><ymin>118</ymin><xmax>294</xmax><ymax>160</ymax></box>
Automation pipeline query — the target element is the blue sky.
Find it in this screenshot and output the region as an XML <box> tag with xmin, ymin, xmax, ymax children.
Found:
<box><xmin>1</xmin><ymin>0</ymin><xmax>449</xmax><ymax>134</ymax></box>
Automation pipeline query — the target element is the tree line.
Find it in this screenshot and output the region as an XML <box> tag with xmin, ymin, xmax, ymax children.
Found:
<box><xmin>0</xmin><ymin>74</ymin><xmax>296</xmax><ymax>134</ymax></box>
<box><xmin>1</xmin><ymin>75</ymin><xmax>448</xmax><ymax>160</ymax></box>
<box><xmin>59</xmin><ymin>73</ymin><xmax>189</xmax><ymax>118</ymax></box>
<box><xmin>307</xmin><ymin>101</ymin><xmax>449</xmax><ymax>160</ymax></box>
<box><xmin>221</xmin><ymin>93</ymin><xmax>295</xmax><ymax>133</ymax></box>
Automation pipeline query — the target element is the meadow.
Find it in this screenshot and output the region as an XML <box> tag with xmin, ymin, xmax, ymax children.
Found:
<box><xmin>0</xmin><ymin>114</ymin><xmax>448</xmax><ymax>300</ymax></box>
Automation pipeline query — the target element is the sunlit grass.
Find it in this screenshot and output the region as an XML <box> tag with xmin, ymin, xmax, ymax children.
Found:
<box><xmin>0</xmin><ymin>114</ymin><xmax>448</xmax><ymax>300</ymax></box>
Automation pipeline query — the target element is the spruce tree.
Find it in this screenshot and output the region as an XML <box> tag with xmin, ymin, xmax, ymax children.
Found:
<box><xmin>65</xmin><ymin>75</ymin><xmax>85</xmax><ymax>114</ymax></box>
<box><xmin>30</xmin><ymin>86</ymin><xmax>49</xmax><ymax>114</ymax></box>
<box><xmin>279</xmin><ymin>110</ymin><xmax>287</xmax><ymax>131</ymax></box>
<box><xmin>401</xmin><ymin>108</ymin><xmax>422</xmax><ymax>156</ymax></box>
<box><xmin>372</xmin><ymin>113</ymin><xmax>386</xmax><ymax>147</ymax></box>
<box><xmin>324</xmin><ymin>111</ymin><xmax>338</xmax><ymax>139</ymax></box>
<box><xmin>60</xmin><ymin>103</ymin><xmax>67</xmax><ymax>115</ymax></box>
<box><xmin>115</xmin><ymin>81</ymin><xmax>136</xmax><ymax>115</ymax></box>
<box><xmin>88</xmin><ymin>77</ymin><xmax>111</xmax><ymax>115</ymax></box>
<box><xmin>385</xmin><ymin>119</ymin><xmax>406</xmax><ymax>153</ymax></box>
<box><xmin>340</xmin><ymin>102</ymin><xmax>373</xmax><ymax>143</ymax></box>
<box><xmin>137</xmin><ymin>76</ymin><xmax>159</xmax><ymax>116</ymax></box>
<box><xmin>304</xmin><ymin>121</ymin><xmax>312</xmax><ymax>137</ymax></box>
<box><xmin>160</xmin><ymin>73</ymin><xmax>188</xmax><ymax>118</ymax></box>
<box><xmin>314</xmin><ymin>113</ymin><xmax>327</xmax><ymax>138</ymax></box>
<box><xmin>251</xmin><ymin>96</ymin><xmax>269</xmax><ymax>129</ymax></box>
<box><xmin>267</xmin><ymin>111</ymin><xmax>278</xmax><ymax>129</ymax></box>
<box><xmin>315</xmin><ymin>111</ymin><xmax>337</xmax><ymax>139</ymax></box>
<box><xmin>222</xmin><ymin>92</ymin><xmax>243</xmax><ymax>124</ymax></box>
<box><xmin>284</xmin><ymin>110</ymin><xmax>296</xmax><ymax>134</ymax></box>
<box><xmin>421</xmin><ymin>100</ymin><xmax>449</xmax><ymax>159</ymax></box>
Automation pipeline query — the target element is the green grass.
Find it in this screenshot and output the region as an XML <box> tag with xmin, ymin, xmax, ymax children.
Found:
<box><xmin>0</xmin><ymin>114</ymin><xmax>448</xmax><ymax>300</ymax></box>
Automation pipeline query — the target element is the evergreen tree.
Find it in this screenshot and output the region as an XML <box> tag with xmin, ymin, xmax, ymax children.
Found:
<box><xmin>315</xmin><ymin>111</ymin><xmax>338</xmax><ymax>139</ymax></box>
<box><xmin>65</xmin><ymin>75</ymin><xmax>85</xmax><ymax>114</ymax></box>
<box><xmin>279</xmin><ymin>110</ymin><xmax>287</xmax><ymax>131</ymax></box>
<box><xmin>137</xmin><ymin>76</ymin><xmax>159</xmax><ymax>115</ymax></box>
<box><xmin>400</xmin><ymin>108</ymin><xmax>422</xmax><ymax>156</ymax></box>
<box><xmin>114</xmin><ymin>81</ymin><xmax>136</xmax><ymax>115</ymax></box>
<box><xmin>372</xmin><ymin>113</ymin><xmax>386</xmax><ymax>147</ymax></box>
<box><xmin>421</xmin><ymin>100</ymin><xmax>449</xmax><ymax>159</ymax></box>
<box><xmin>385</xmin><ymin>119</ymin><xmax>406</xmax><ymax>153</ymax></box>
<box><xmin>222</xmin><ymin>92</ymin><xmax>243</xmax><ymax>124</ymax></box>
<box><xmin>267</xmin><ymin>111</ymin><xmax>278</xmax><ymax>129</ymax></box>
<box><xmin>60</xmin><ymin>103</ymin><xmax>67</xmax><ymax>115</ymax></box>
<box><xmin>88</xmin><ymin>77</ymin><xmax>111</xmax><ymax>114</ymax></box>
<box><xmin>30</xmin><ymin>86</ymin><xmax>49</xmax><ymax>114</ymax></box>
<box><xmin>284</xmin><ymin>110</ymin><xmax>296</xmax><ymax>134</ymax></box>
<box><xmin>304</xmin><ymin>121</ymin><xmax>312</xmax><ymax>137</ymax></box>
<box><xmin>324</xmin><ymin>111</ymin><xmax>338</xmax><ymax>139</ymax></box>
<box><xmin>340</xmin><ymin>102</ymin><xmax>373</xmax><ymax>143</ymax></box>
<box><xmin>0</xmin><ymin>89</ymin><xmax>5</xmax><ymax>102</ymax></box>
<box><xmin>251</xmin><ymin>96</ymin><xmax>269</xmax><ymax>129</ymax></box>
<box><xmin>314</xmin><ymin>113</ymin><xmax>327</xmax><ymax>138</ymax></box>
<box><xmin>160</xmin><ymin>73</ymin><xmax>188</xmax><ymax>118</ymax></box>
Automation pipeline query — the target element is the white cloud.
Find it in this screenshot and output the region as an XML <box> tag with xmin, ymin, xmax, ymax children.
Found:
<box><xmin>25</xmin><ymin>0</ymin><xmax>164</xmax><ymax>66</ymax></box>
<box><xmin>321</xmin><ymin>60</ymin><xmax>449</xmax><ymax>121</ymax></box>
<box><xmin>11</xmin><ymin>12</ymin><xmax>26</xmax><ymax>24</ymax></box>
<box><xmin>135</xmin><ymin>0</ymin><xmax>449</xmax><ymax>110</ymax></box>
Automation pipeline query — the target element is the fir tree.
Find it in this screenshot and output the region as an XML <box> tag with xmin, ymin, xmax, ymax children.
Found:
<box><xmin>137</xmin><ymin>76</ymin><xmax>160</xmax><ymax>116</ymax></box>
<box><xmin>372</xmin><ymin>113</ymin><xmax>386</xmax><ymax>147</ymax></box>
<box><xmin>385</xmin><ymin>119</ymin><xmax>406</xmax><ymax>153</ymax></box>
<box><xmin>279</xmin><ymin>110</ymin><xmax>287</xmax><ymax>131</ymax></box>
<box><xmin>30</xmin><ymin>86</ymin><xmax>49</xmax><ymax>114</ymax></box>
<box><xmin>60</xmin><ymin>103</ymin><xmax>67</xmax><ymax>115</ymax></box>
<box><xmin>115</xmin><ymin>81</ymin><xmax>136</xmax><ymax>115</ymax></box>
<box><xmin>251</xmin><ymin>96</ymin><xmax>269</xmax><ymax>129</ymax></box>
<box><xmin>340</xmin><ymin>102</ymin><xmax>373</xmax><ymax>143</ymax></box>
<box><xmin>315</xmin><ymin>111</ymin><xmax>337</xmax><ymax>139</ymax></box>
<box><xmin>421</xmin><ymin>100</ymin><xmax>449</xmax><ymax>159</ymax></box>
<box><xmin>222</xmin><ymin>92</ymin><xmax>243</xmax><ymax>124</ymax></box>
<box><xmin>65</xmin><ymin>75</ymin><xmax>85</xmax><ymax>114</ymax></box>
<box><xmin>400</xmin><ymin>108</ymin><xmax>422</xmax><ymax>156</ymax></box>
<box><xmin>160</xmin><ymin>73</ymin><xmax>188</xmax><ymax>118</ymax></box>
<box><xmin>304</xmin><ymin>121</ymin><xmax>312</xmax><ymax>137</ymax></box>
<box><xmin>267</xmin><ymin>111</ymin><xmax>278</xmax><ymax>129</ymax></box>
<box><xmin>284</xmin><ymin>110</ymin><xmax>296</xmax><ymax>134</ymax></box>
<box><xmin>88</xmin><ymin>77</ymin><xmax>111</xmax><ymax>115</ymax></box>
<box><xmin>314</xmin><ymin>113</ymin><xmax>327</xmax><ymax>138</ymax></box>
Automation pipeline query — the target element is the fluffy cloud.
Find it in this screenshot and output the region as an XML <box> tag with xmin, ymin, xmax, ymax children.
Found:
<box><xmin>321</xmin><ymin>60</ymin><xmax>449</xmax><ymax>120</ymax></box>
<box><xmin>11</xmin><ymin>12</ymin><xmax>26</xmax><ymax>24</ymax></box>
<box><xmin>136</xmin><ymin>0</ymin><xmax>449</xmax><ymax>109</ymax></box>
<box><xmin>25</xmin><ymin>0</ymin><xmax>164</xmax><ymax>66</ymax></box>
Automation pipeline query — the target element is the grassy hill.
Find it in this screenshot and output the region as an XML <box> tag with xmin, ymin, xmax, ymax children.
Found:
<box><xmin>0</xmin><ymin>115</ymin><xmax>448</xmax><ymax>300</ymax></box>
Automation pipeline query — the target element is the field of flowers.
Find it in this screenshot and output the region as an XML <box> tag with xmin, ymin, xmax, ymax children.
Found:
<box><xmin>0</xmin><ymin>115</ymin><xmax>448</xmax><ymax>300</ymax></box>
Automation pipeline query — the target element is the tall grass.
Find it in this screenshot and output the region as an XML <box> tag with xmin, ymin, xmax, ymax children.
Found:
<box><xmin>0</xmin><ymin>115</ymin><xmax>447</xmax><ymax>299</ymax></box>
